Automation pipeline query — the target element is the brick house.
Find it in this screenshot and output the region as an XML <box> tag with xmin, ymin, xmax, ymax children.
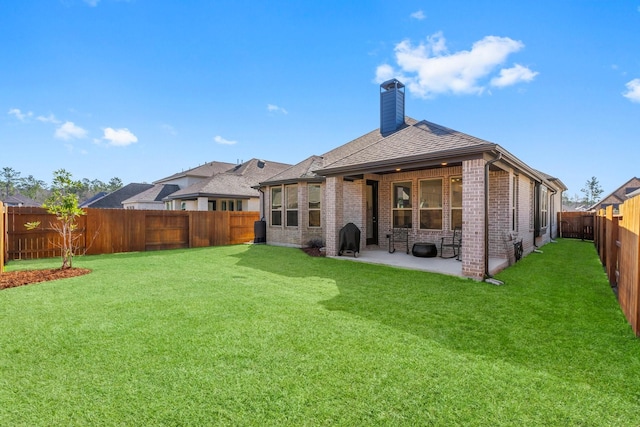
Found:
<box><xmin>122</xmin><ymin>159</ymin><xmax>291</xmax><ymax>211</ymax></box>
<box><xmin>258</xmin><ymin>79</ymin><xmax>566</xmax><ymax>279</ymax></box>
<box><xmin>589</xmin><ymin>177</ymin><xmax>640</xmax><ymax>213</ymax></box>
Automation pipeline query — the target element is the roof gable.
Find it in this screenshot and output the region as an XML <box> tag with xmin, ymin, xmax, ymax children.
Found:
<box><xmin>318</xmin><ymin>118</ymin><xmax>495</xmax><ymax>174</ymax></box>
<box><xmin>260</xmin><ymin>155</ymin><xmax>325</xmax><ymax>184</ymax></box>
<box><xmin>154</xmin><ymin>160</ymin><xmax>236</xmax><ymax>183</ymax></box>
<box><xmin>122</xmin><ymin>184</ymin><xmax>180</xmax><ymax>204</ymax></box>
<box><xmin>168</xmin><ymin>158</ymin><xmax>292</xmax><ymax>199</ymax></box>
<box><xmin>591</xmin><ymin>177</ymin><xmax>640</xmax><ymax>209</ymax></box>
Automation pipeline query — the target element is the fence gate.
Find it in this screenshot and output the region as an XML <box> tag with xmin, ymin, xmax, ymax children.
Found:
<box><xmin>559</xmin><ymin>212</ymin><xmax>595</xmax><ymax>240</ymax></box>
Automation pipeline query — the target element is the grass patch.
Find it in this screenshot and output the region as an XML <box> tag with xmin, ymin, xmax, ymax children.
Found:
<box><xmin>1</xmin><ymin>240</ymin><xmax>639</xmax><ymax>425</ymax></box>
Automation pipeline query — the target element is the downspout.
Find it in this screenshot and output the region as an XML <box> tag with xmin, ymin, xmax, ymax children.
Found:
<box><xmin>549</xmin><ymin>187</ymin><xmax>557</xmax><ymax>242</ymax></box>
<box><xmin>559</xmin><ymin>189</ymin><xmax>564</xmax><ymax>238</ymax></box>
<box><xmin>533</xmin><ymin>182</ymin><xmax>540</xmax><ymax>250</ymax></box>
<box><xmin>258</xmin><ymin>187</ymin><xmax>265</xmax><ymax>221</ymax></box>
<box><xmin>484</xmin><ymin>152</ymin><xmax>502</xmax><ymax>282</ymax></box>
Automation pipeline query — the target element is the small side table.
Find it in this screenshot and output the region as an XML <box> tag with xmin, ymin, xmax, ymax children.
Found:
<box><xmin>412</xmin><ymin>242</ymin><xmax>437</xmax><ymax>258</ymax></box>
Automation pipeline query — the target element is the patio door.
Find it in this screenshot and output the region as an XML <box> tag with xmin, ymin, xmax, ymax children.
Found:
<box><xmin>366</xmin><ymin>180</ymin><xmax>379</xmax><ymax>245</ymax></box>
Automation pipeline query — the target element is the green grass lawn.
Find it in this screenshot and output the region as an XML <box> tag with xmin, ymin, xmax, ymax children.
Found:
<box><xmin>1</xmin><ymin>239</ymin><xmax>639</xmax><ymax>426</ymax></box>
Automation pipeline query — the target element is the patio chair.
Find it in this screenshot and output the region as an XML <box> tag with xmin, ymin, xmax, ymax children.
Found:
<box><xmin>440</xmin><ymin>226</ymin><xmax>462</xmax><ymax>260</ymax></box>
<box><xmin>387</xmin><ymin>225</ymin><xmax>410</xmax><ymax>254</ymax></box>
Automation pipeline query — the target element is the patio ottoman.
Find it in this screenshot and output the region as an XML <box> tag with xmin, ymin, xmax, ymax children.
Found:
<box><xmin>412</xmin><ymin>242</ymin><xmax>437</xmax><ymax>258</ymax></box>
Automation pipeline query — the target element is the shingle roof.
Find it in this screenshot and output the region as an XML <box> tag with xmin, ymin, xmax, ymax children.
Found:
<box><xmin>2</xmin><ymin>194</ymin><xmax>41</xmax><ymax>207</ymax></box>
<box><xmin>259</xmin><ymin>155</ymin><xmax>325</xmax><ymax>184</ymax></box>
<box><xmin>79</xmin><ymin>192</ymin><xmax>107</xmax><ymax>207</ymax></box>
<box><xmin>534</xmin><ymin>170</ymin><xmax>568</xmax><ymax>191</ymax></box>
<box><xmin>319</xmin><ymin>118</ymin><xmax>495</xmax><ymax>173</ymax></box>
<box><xmin>259</xmin><ymin>115</ymin><xmax>564</xmax><ymax>188</ymax></box>
<box><xmin>259</xmin><ymin>116</ymin><xmax>498</xmax><ymax>185</ymax></box>
<box><xmin>122</xmin><ymin>184</ymin><xmax>180</xmax><ymax>204</ymax></box>
<box><xmin>167</xmin><ymin>158</ymin><xmax>292</xmax><ymax>199</ymax></box>
<box><xmin>320</xmin><ymin>117</ymin><xmax>419</xmax><ymax>166</ymax></box>
<box><xmin>85</xmin><ymin>183</ymin><xmax>154</xmax><ymax>208</ymax></box>
<box><xmin>154</xmin><ymin>160</ymin><xmax>237</xmax><ymax>183</ymax></box>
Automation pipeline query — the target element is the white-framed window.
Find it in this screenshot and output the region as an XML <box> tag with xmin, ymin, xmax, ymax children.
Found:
<box><xmin>512</xmin><ymin>175</ymin><xmax>518</xmax><ymax>232</ymax></box>
<box><xmin>181</xmin><ymin>202</ymin><xmax>186</xmax><ymax>211</ymax></box>
<box><xmin>450</xmin><ymin>177</ymin><xmax>462</xmax><ymax>230</ymax></box>
<box><xmin>271</xmin><ymin>187</ymin><xmax>282</xmax><ymax>226</ymax></box>
<box><xmin>209</xmin><ymin>200</ymin><xmax>243</xmax><ymax>212</ymax></box>
<box><xmin>285</xmin><ymin>184</ymin><xmax>298</xmax><ymax>227</ymax></box>
<box><xmin>308</xmin><ymin>183</ymin><xmax>321</xmax><ymax>227</ymax></box>
<box><xmin>419</xmin><ymin>178</ymin><xmax>442</xmax><ymax>230</ymax></box>
<box><xmin>540</xmin><ymin>186</ymin><xmax>548</xmax><ymax>229</ymax></box>
<box><xmin>392</xmin><ymin>181</ymin><xmax>412</xmax><ymax>228</ymax></box>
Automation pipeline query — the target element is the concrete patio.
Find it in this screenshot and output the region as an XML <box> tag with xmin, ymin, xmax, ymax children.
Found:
<box><xmin>329</xmin><ymin>247</ymin><xmax>509</xmax><ymax>279</ymax></box>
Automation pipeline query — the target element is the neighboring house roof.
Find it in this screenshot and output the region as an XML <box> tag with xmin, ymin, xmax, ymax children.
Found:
<box><xmin>166</xmin><ymin>158</ymin><xmax>292</xmax><ymax>200</ymax></box>
<box><xmin>2</xmin><ymin>193</ymin><xmax>40</xmax><ymax>207</ymax></box>
<box><xmin>260</xmin><ymin>117</ymin><xmax>564</xmax><ymax>191</ymax></box>
<box><xmin>79</xmin><ymin>192</ymin><xmax>107</xmax><ymax>208</ymax></box>
<box><xmin>84</xmin><ymin>183</ymin><xmax>154</xmax><ymax>208</ymax></box>
<box><xmin>121</xmin><ymin>184</ymin><xmax>180</xmax><ymax>205</ymax></box>
<box><xmin>589</xmin><ymin>177</ymin><xmax>640</xmax><ymax>211</ymax></box>
<box><xmin>154</xmin><ymin>161</ymin><xmax>236</xmax><ymax>184</ymax></box>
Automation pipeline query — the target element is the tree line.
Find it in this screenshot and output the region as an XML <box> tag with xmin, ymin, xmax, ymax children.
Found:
<box><xmin>562</xmin><ymin>176</ymin><xmax>605</xmax><ymax>208</ymax></box>
<box><xmin>1</xmin><ymin>166</ymin><xmax>123</xmax><ymax>204</ymax></box>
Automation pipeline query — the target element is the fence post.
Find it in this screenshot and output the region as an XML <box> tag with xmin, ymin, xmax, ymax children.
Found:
<box><xmin>0</xmin><ymin>201</ymin><xmax>4</xmax><ymax>273</ymax></box>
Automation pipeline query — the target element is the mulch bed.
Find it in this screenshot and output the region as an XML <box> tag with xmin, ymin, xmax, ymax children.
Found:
<box><xmin>0</xmin><ymin>268</ymin><xmax>92</xmax><ymax>290</ymax></box>
<box><xmin>301</xmin><ymin>247</ymin><xmax>325</xmax><ymax>257</ymax></box>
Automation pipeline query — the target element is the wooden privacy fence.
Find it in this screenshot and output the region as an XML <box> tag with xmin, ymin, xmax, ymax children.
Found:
<box><xmin>4</xmin><ymin>207</ymin><xmax>260</xmax><ymax>261</ymax></box>
<box><xmin>558</xmin><ymin>211</ymin><xmax>594</xmax><ymax>240</ymax></box>
<box><xmin>595</xmin><ymin>196</ymin><xmax>640</xmax><ymax>336</ymax></box>
<box><xmin>0</xmin><ymin>202</ymin><xmax>5</xmax><ymax>273</ymax></box>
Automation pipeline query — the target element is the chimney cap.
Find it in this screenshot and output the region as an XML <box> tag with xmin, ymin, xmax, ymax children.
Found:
<box><xmin>380</xmin><ymin>79</ymin><xmax>405</xmax><ymax>91</ymax></box>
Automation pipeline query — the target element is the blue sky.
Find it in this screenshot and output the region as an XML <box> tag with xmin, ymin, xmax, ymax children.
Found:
<box><xmin>2</xmin><ymin>0</ymin><xmax>639</xmax><ymax>199</ymax></box>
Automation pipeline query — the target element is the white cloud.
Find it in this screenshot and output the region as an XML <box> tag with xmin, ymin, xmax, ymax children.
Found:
<box><xmin>375</xmin><ymin>63</ymin><xmax>402</xmax><ymax>83</ymax></box>
<box><xmin>410</xmin><ymin>10</ymin><xmax>426</xmax><ymax>20</ymax></box>
<box><xmin>214</xmin><ymin>135</ymin><xmax>237</xmax><ymax>145</ymax></box>
<box><xmin>8</xmin><ymin>108</ymin><xmax>33</xmax><ymax>121</ymax></box>
<box><xmin>55</xmin><ymin>121</ymin><xmax>88</xmax><ymax>140</ymax></box>
<box><xmin>491</xmin><ymin>64</ymin><xmax>539</xmax><ymax>87</ymax></box>
<box><xmin>267</xmin><ymin>104</ymin><xmax>288</xmax><ymax>115</ymax></box>
<box><xmin>102</xmin><ymin>127</ymin><xmax>138</xmax><ymax>146</ymax></box>
<box><xmin>376</xmin><ymin>32</ymin><xmax>537</xmax><ymax>98</ymax></box>
<box><xmin>37</xmin><ymin>114</ymin><xmax>61</xmax><ymax>124</ymax></box>
<box><xmin>161</xmin><ymin>124</ymin><xmax>177</xmax><ymax>136</ymax></box>
<box><xmin>83</xmin><ymin>0</ymin><xmax>100</xmax><ymax>6</ymax></box>
<box><xmin>623</xmin><ymin>78</ymin><xmax>640</xmax><ymax>103</ymax></box>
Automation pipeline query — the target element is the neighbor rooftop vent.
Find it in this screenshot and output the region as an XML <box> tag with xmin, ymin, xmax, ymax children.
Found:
<box><xmin>380</xmin><ymin>78</ymin><xmax>405</xmax><ymax>135</ymax></box>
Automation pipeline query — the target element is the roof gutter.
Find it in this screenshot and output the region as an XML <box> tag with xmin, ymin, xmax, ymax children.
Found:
<box><xmin>484</xmin><ymin>152</ymin><xmax>503</xmax><ymax>284</ymax></box>
<box><xmin>316</xmin><ymin>145</ymin><xmax>496</xmax><ymax>177</ymax></box>
<box><xmin>164</xmin><ymin>193</ymin><xmax>253</xmax><ymax>201</ymax></box>
<box><xmin>256</xmin><ymin>177</ymin><xmax>325</xmax><ymax>188</ymax></box>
